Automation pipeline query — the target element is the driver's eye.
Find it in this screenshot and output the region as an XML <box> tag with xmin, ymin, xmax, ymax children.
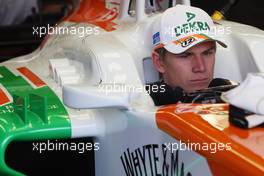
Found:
<box><xmin>203</xmin><ymin>50</ymin><xmax>215</xmax><ymax>56</ymax></box>
<box><xmin>177</xmin><ymin>53</ymin><xmax>191</xmax><ymax>58</ymax></box>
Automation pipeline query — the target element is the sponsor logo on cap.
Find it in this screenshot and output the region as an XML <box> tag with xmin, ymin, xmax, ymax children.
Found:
<box><xmin>174</xmin><ymin>21</ymin><xmax>210</xmax><ymax>37</ymax></box>
<box><xmin>186</xmin><ymin>12</ymin><xmax>196</xmax><ymax>22</ymax></box>
<box><xmin>180</xmin><ymin>36</ymin><xmax>196</xmax><ymax>47</ymax></box>
<box><xmin>173</xmin><ymin>12</ymin><xmax>210</xmax><ymax>37</ymax></box>
<box><xmin>153</xmin><ymin>32</ymin><xmax>160</xmax><ymax>45</ymax></box>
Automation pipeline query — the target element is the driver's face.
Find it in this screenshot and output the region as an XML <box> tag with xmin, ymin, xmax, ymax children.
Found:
<box><xmin>161</xmin><ymin>41</ymin><xmax>216</xmax><ymax>92</ymax></box>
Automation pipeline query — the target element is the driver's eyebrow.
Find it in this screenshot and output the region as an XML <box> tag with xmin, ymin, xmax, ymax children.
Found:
<box><xmin>176</xmin><ymin>51</ymin><xmax>193</xmax><ymax>56</ymax></box>
<box><xmin>202</xmin><ymin>46</ymin><xmax>216</xmax><ymax>54</ymax></box>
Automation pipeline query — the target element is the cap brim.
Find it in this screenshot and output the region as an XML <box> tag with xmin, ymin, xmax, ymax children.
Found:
<box><xmin>164</xmin><ymin>36</ymin><xmax>227</xmax><ymax>54</ymax></box>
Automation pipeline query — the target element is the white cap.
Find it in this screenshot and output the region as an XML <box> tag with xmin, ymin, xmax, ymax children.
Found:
<box><xmin>152</xmin><ymin>5</ymin><xmax>227</xmax><ymax>54</ymax></box>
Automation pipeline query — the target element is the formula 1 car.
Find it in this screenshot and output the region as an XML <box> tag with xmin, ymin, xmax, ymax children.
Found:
<box><xmin>0</xmin><ymin>0</ymin><xmax>263</xmax><ymax>175</ymax></box>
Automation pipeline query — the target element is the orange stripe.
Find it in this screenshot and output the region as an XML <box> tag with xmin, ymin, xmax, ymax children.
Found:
<box><xmin>156</xmin><ymin>104</ymin><xmax>264</xmax><ymax>176</ymax></box>
<box><xmin>153</xmin><ymin>34</ymin><xmax>210</xmax><ymax>50</ymax></box>
<box><xmin>17</xmin><ymin>67</ymin><xmax>46</xmax><ymax>88</ymax></box>
<box><xmin>153</xmin><ymin>43</ymin><xmax>165</xmax><ymax>50</ymax></box>
<box><xmin>173</xmin><ymin>34</ymin><xmax>209</xmax><ymax>45</ymax></box>
<box><xmin>0</xmin><ymin>88</ymin><xmax>10</xmax><ymax>106</ymax></box>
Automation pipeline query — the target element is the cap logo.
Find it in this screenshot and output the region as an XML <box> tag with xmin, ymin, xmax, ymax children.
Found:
<box><xmin>186</xmin><ymin>12</ymin><xmax>196</xmax><ymax>22</ymax></box>
<box><xmin>173</xmin><ymin>12</ymin><xmax>209</xmax><ymax>37</ymax></box>
<box><xmin>174</xmin><ymin>21</ymin><xmax>210</xmax><ymax>37</ymax></box>
<box><xmin>180</xmin><ymin>36</ymin><xmax>196</xmax><ymax>47</ymax></box>
<box><xmin>153</xmin><ymin>32</ymin><xmax>160</xmax><ymax>45</ymax></box>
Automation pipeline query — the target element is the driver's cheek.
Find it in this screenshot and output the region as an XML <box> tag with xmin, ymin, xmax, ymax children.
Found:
<box><xmin>178</xmin><ymin>66</ymin><xmax>192</xmax><ymax>89</ymax></box>
<box><xmin>168</xmin><ymin>64</ymin><xmax>183</xmax><ymax>87</ymax></box>
<box><xmin>169</xmin><ymin>59</ymin><xmax>191</xmax><ymax>88</ymax></box>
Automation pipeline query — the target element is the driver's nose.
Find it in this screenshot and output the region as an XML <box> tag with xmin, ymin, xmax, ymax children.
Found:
<box><xmin>192</xmin><ymin>55</ymin><xmax>206</xmax><ymax>73</ymax></box>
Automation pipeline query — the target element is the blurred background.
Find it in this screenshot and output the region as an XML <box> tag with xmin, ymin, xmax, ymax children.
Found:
<box><xmin>0</xmin><ymin>0</ymin><xmax>78</xmax><ymax>61</ymax></box>
<box><xmin>0</xmin><ymin>0</ymin><xmax>264</xmax><ymax>62</ymax></box>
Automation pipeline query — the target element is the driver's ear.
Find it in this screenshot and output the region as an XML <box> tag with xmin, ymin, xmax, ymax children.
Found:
<box><xmin>152</xmin><ymin>50</ymin><xmax>166</xmax><ymax>74</ymax></box>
